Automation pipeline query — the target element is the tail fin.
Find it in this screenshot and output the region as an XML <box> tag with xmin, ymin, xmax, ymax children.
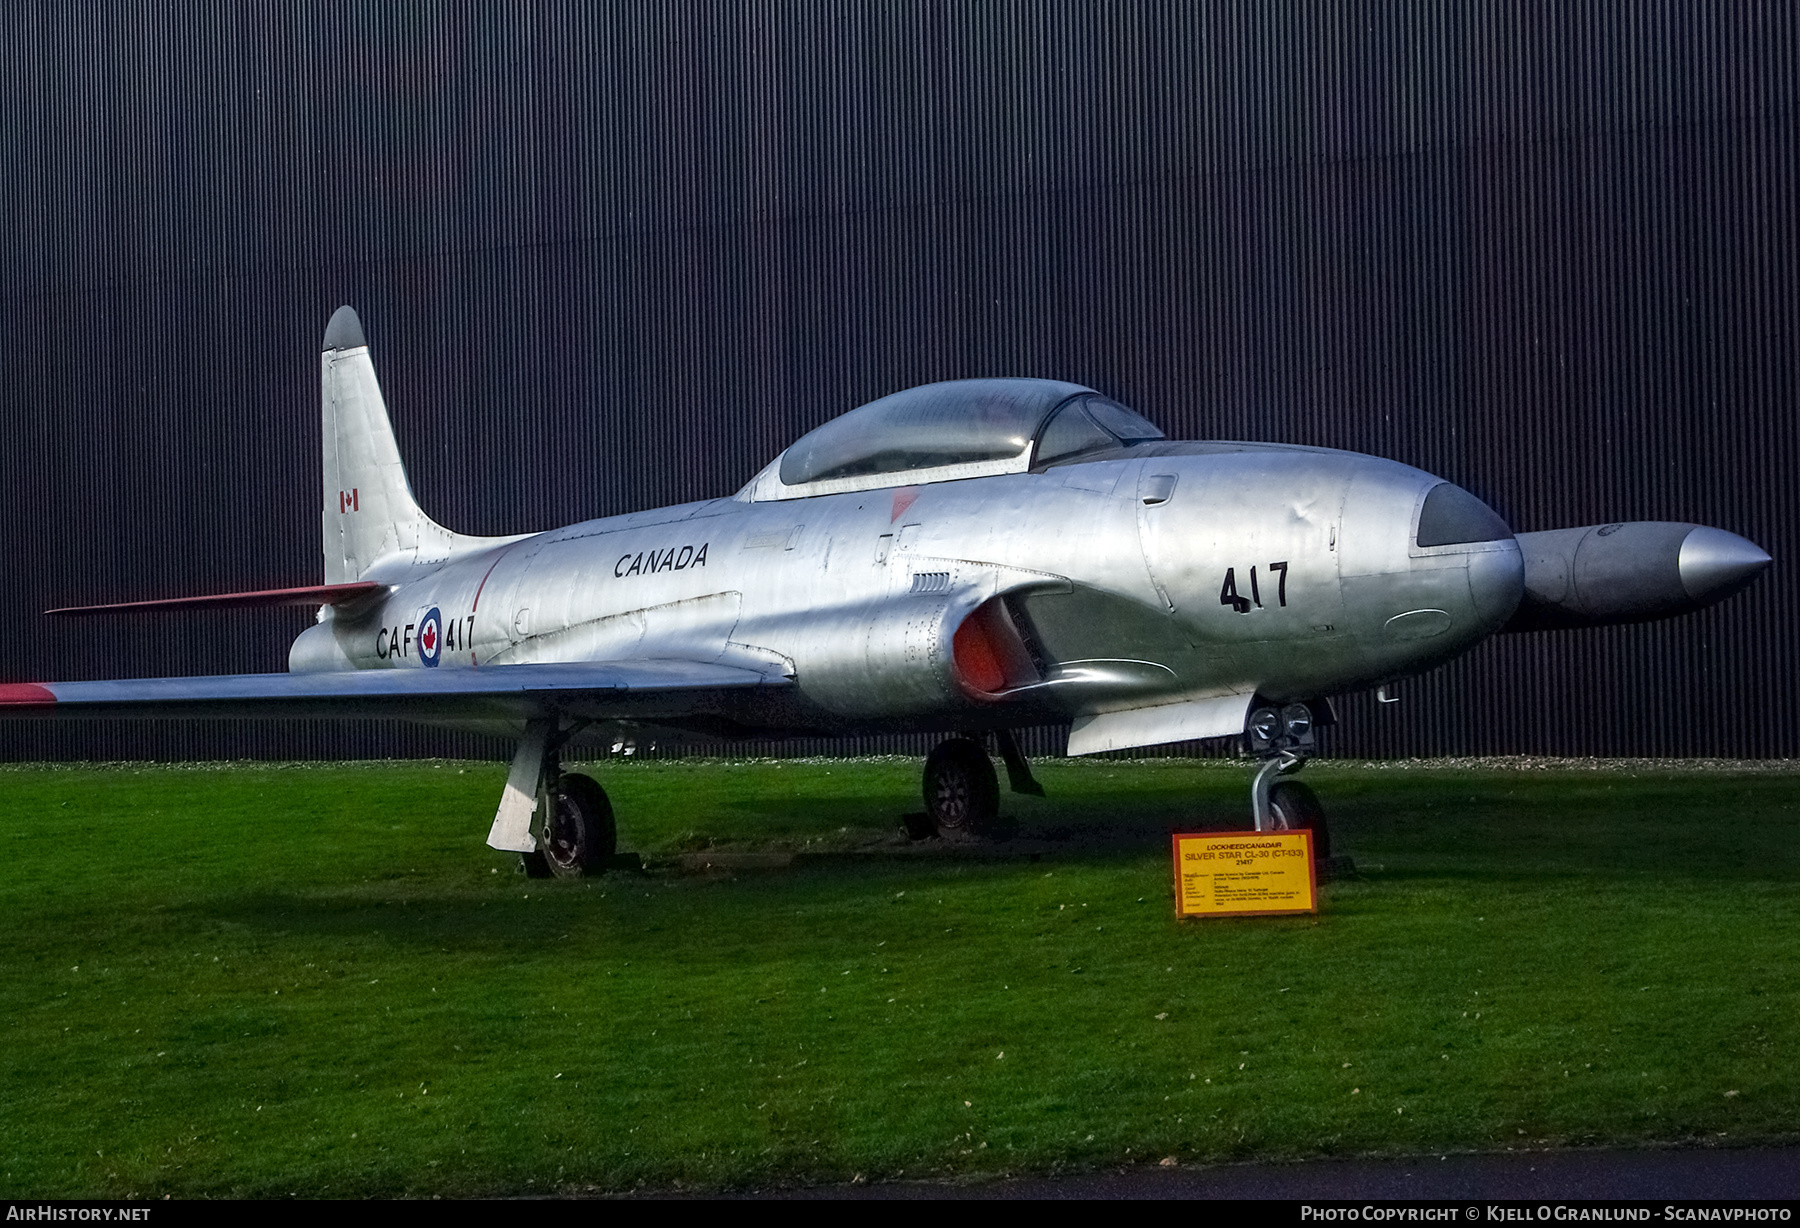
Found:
<box><xmin>320</xmin><ymin>307</ymin><xmax>511</xmax><ymax>582</ymax></box>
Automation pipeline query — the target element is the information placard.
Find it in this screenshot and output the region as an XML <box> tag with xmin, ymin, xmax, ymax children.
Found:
<box><xmin>1173</xmin><ymin>831</ymin><xmax>1317</xmax><ymax>918</ymax></box>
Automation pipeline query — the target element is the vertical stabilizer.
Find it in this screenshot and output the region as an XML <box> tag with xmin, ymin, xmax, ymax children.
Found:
<box><xmin>320</xmin><ymin>307</ymin><xmax>513</xmax><ymax>582</ymax></box>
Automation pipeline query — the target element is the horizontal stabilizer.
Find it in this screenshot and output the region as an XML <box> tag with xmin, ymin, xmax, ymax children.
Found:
<box><xmin>0</xmin><ymin>660</ymin><xmax>788</xmax><ymax>722</ymax></box>
<box><xmin>46</xmin><ymin>582</ymin><xmax>385</xmax><ymax>616</ymax></box>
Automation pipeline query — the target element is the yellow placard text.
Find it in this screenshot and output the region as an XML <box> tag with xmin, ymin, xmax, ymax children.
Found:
<box><xmin>1173</xmin><ymin>831</ymin><xmax>1317</xmax><ymax>918</ymax></box>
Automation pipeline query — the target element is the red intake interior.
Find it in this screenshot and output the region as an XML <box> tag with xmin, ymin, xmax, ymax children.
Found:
<box><xmin>952</xmin><ymin>611</ymin><xmax>1009</xmax><ymax>694</ymax></box>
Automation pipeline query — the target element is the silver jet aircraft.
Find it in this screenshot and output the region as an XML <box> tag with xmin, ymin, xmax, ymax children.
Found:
<box><xmin>2</xmin><ymin>308</ymin><xmax>1771</xmax><ymax>875</ymax></box>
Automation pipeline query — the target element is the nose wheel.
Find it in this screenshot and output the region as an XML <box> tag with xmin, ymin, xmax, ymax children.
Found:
<box><xmin>1266</xmin><ymin>779</ymin><xmax>1330</xmax><ymax>860</ymax></box>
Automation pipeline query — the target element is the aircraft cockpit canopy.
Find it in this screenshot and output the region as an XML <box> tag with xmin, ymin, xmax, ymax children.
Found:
<box><xmin>1033</xmin><ymin>390</ymin><xmax>1164</xmax><ymax>465</ymax></box>
<box><xmin>750</xmin><ymin>378</ymin><xmax>1164</xmax><ymax>500</ymax></box>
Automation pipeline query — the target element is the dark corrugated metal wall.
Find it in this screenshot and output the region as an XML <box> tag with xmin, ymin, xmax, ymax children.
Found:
<box><xmin>2</xmin><ymin>2</ymin><xmax>1794</xmax><ymax>761</ymax></box>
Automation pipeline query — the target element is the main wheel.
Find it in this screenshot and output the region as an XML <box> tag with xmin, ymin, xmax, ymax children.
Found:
<box><xmin>542</xmin><ymin>773</ymin><xmax>617</xmax><ymax>878</ymax></box>
<box><xmin>923</xmin><ymin>738</ymin><xmax>1001</xmax><ymax>839</ymax></box>
<box><xmin>1268</xmin><ymin>779</ymin><xmax>1330</xmax><ymax>860</ymax></box>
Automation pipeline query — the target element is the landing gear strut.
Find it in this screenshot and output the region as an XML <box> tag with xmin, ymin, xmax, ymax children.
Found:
<box><xmin>1245</xmin><ymin>701</ymin><xmax>1331</xmax><ymax>860</ymax></box>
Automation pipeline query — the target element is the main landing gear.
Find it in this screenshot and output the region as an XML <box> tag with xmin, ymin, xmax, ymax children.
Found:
<box><xmin>494</xmin><ymin>717</ymin><xmax>619</xmax><ymax>879</ymax></box>
<box><xmin>919</xmin><ymin>728</ymin><xmax>1041</xmax><ymax>840</ymax></box>
<box><xmin>1245</xmin><ymin>701</ymin><xmax>1331</xmax><ymax>861</ymax></box>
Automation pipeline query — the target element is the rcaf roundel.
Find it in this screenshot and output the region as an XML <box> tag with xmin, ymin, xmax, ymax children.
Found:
<box><xmin>419</xmin><ymin>607</ymin><xmax>443</xmax><ymax>667</ymax></box>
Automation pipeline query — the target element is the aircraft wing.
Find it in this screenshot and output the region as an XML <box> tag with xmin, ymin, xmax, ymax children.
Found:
<box><xmin>0</xmin><ymin>660</ymin><xmax>790</xmax><ymax>723</ymax></box>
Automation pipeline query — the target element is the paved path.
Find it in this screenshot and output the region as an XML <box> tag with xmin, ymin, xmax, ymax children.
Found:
<box><xmin>705</xmin><ymin>1146</ymin><xmax>1800</xmax><ymax>1200</ymax></box>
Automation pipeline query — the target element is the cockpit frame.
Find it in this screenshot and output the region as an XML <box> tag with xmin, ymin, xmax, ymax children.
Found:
<box><xmin>739</xmin><ymin>378</ymin><xmax>1163</xmax><ymax>503</ymax></box>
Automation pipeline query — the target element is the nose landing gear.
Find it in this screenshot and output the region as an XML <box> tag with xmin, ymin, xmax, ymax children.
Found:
<box><xmin>1245</xmin><ymin>701</ymin><xmax>1331</xmax><ymax>861</ymax></box>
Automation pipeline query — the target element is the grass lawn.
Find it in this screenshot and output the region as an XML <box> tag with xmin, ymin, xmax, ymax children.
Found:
<box><xmin>0</xmin><ymin>754</ymin><xmax>1795</xmax><ymax>1196</ymax></box>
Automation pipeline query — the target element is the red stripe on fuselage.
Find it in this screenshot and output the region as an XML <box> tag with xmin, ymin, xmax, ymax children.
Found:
<box><xmin>0</xmin><ymin>683</ymin><xmax>56</xmax><ymax>705</ymax></box>
<box><xmin>471</xmin><ymin>544</ymin><xmax>521</xmax><ymax>612</ymax></box>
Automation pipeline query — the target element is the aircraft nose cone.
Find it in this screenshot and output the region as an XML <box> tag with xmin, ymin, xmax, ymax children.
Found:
<box><xmin>1678</xmin><ymin>527</ymin><xmax>1771</xmax><ymax>602</ymax></box>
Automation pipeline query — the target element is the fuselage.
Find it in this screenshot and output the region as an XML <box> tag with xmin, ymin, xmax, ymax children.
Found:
<box><xmin>290</xmin><ymin>441</ymin><xmax>1525</xmax><ymax>737</ymax></box>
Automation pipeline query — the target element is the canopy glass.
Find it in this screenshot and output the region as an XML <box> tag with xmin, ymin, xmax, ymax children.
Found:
<box><xmin>778</xmin><ymin>379</ymin><xmax>1162</xmax><ymax>486</ymax></box>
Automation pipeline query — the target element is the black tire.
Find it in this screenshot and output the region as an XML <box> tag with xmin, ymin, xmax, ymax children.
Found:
<box><xmin>1268</xmin><ymin>779</ymin><xmax>1331</xmax><ymax>860</ymax></box>
<box><xmin>923</xmin><ymin>738</ymin><xmax>1001</xmax><ymax>840</ymax></box>
<box><xmin>519</xmin><ymin>850</ymin><xmax>553</xmax><ymax>879</ymax></box>
<box><xmin>542</xmin><ymin>773</ymin><xmax>617</xmax><ymax>878</ymax></box>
